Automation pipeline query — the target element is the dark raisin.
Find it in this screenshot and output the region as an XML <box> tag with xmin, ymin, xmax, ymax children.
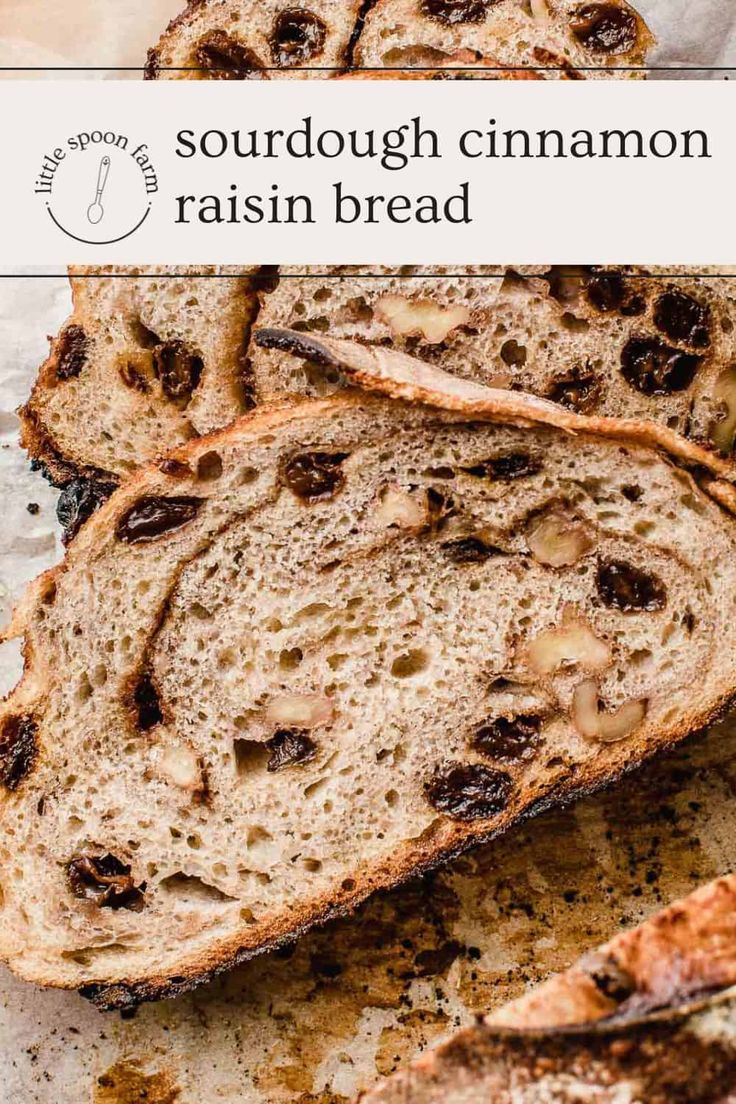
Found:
<box><xmin>581</xmin><ymin>952</ymin><xmax>636</xmax><ymax>1002</ymax></box>
<box><xmin>27</xmin><ymin>502</ymin><xmax>40</xmax><ymax>515</ymax></box>
<box><xmin>282</xmin><ymin>452</ymin><xmax>347</xmax><ymax>503</ymax></box>
<box><xmin>425</xmin><ymin>762</ymin><xmax>512</xmax><ymax>821</ymax></box>
<box><xmin>0</xmin><ymin>715</ymin><xmax>38</xmax><ymax>790</ymax></box>
<box><xmin>547</xmin><ymin>367</ymin><xmax>601</xmax><ymax>414</ymax></box>
<box><xmin>421</xmin><ymin>0</ymin><xmax>490</xmax><ymax>24</ymax></box>
<box><xmin>596</xmin><ymin>559</ymin><xmax>667</xmax><ymax>612</ymax></box>
<box><xmin>152</xmin><ymin>341</ymin><xmax>203</xmax><ymax>402</ymax></box>
<box><xmin>621</xmin><ymin>483</ymin><xmax>643</xmax><ymax>502</ymax></box>
<box><xmin>116</xmin><ymin>496</ymin><xmax>203</xmax><ymax>543</ymax></box>
<box><xmin>194</xmin><ymin>30</ymin><xmax>267</xmax><ymax>78</ymax></box>
<box><xmin>463</xmin><ymin>453</ymin><xmax>542</xmax><ymax>480</ymax></box>
<box><xmin>118</xmin><ymin>362</ymin><xmax>150</xmax><ymax>392</ymax></box>
<box><xmin>620</xmin><ymin>337</ymin><xmax>700</xmax><ymax>395</ymax></box>
<box><xmin>653</xmin><ymin>290</ymin><xmax>711</xmax><ymax>349</ymax></box>
<box><xmin>620</xmin><ymin>294</ymin><xmax>646</xmax><ymax>317</ymax></box>
<box><xmin>441</xmin><ymin>537</ymin><xmax>505</xmax><ymax>563</ymax></box>
<box><xmin>266</xmin><ymin>730</ymin><xmax>317</xmax><ymax>772</ymax></box>
<box><xmin>67</xmin><ymin>854</ymin><xmax>146</xmax><ymax>911</ymax></box>
<box><xmin>55</xmin><ymin>325</ymin><xmax>89</xmax><ymax>381</ymax></box>
<box><xmin>471</xmin><ymin>715</ymin><xmax>542</xmax><ymax>765</ymax></box>
<box><xmin>270</xmin><ymin>9</ymin><xmax>327</xmax><ymax>67</ymax></box>
<box><xmin>134</xmin><ymin>672</ymin><xmax>163</xmax><ymax>730</ymax></box>
<box><xmin>157</xmin><ymin>458</ymin><xmax>192</xmax><ymax>478</ymax></box>
<box><xmin>571</xmin><ymin>3</ymin><xmax>638</xmax><ymax>54</ymax></box>
<box><xmin>586</xmin><ymin>273</ymin><xmax>625</xmax><ymax>312</ymax></box>
<box><xmin>56</xmin><ymin>477</ymin><xmax>118</xmax><ymax>544</ymax></box>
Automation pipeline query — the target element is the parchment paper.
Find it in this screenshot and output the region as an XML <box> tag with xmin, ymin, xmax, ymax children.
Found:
<box><xmin>0</xmin><ymin>0</ymin><xmax>734</xmax><ymax>75</ymax></box>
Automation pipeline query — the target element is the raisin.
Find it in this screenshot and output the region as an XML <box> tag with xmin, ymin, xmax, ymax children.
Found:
<box><xmin>653</xmin><ymin>290</ymin><xmax>711</xmax><ymax>349</ymax></box>
<box><xmin>425</xmin><ymin>762</ymin><xmax>512</xmax><ymax>821</ymax></box>
<box><xmin>547</xmin><ymin>367</ymin><xmax>601</xmax><ymax>414</ymax></box>
<box><xmin>596</xmin><ymin>559</ymin><xmax>667</xmax><ymax>612</ymax></box>
<box><xmin>116</xmin><ymin>496</ymin><xmax>203</xmax><ymax>543</ymax></box>
<box><xmin>441</xmin><ymin>537</ymin><xmax>505</xmax><ymax>563</ymax></box>
<box><xmin>471</xmin><ymin>715</ymin><xmax>542</xmax><ymax>765</ymax></box>
<box><xmin>118</xmin><ymin>362</ymin><xmax>149</xmax><ymax>393</ymax></box>
<box><xmin>194</xmin><ymin>30</ymin><xmax>267</xmax><ymax>78</ymax></box>
<box><xmin>133</xmin><ymin>672</ymin><xmax>163</xmax><ymax>730</ymax></box>
<box><xmin>55</xmin><ymin>325</ymin><xmax>89</xmax><ymax>380</ymax></box>
<box><xmin>56</xmin><ymin>477</ymin><xmax>118</xmax><ymax>544</ymax></box>
<box><xmin>157</xmin><ymin>458</ymin><xmax>192</xmax><ymax>478</ymax></box>
<box><xmin>0</xmin><ymin>715</ymin><xmax>38</xmax><ymax>790</ymax></box>
<box><xmin>266</xmin><ymin>730</ymin><xmax>317</xmax><ymax>772</ymax></box>
<box><xmin>586</xmin><ymin>272</ymin><xmax>625</xmax><ymax>312</ymax></box>
<box><xmin>152</xmin><ymin>340</ymin><xmax>203</xmax><ymax>401</ymax></box>
<box><xmin>421</xmin><ymin>0</ymin><xmax>490</xmax><ymax>24</ymax></box>
<box><xmin>270</xmin><ymin>10</ymin><xmax>327</xmax><ymax>67</ymax></box>
<box><xmin>620</xmin><ymin>337</ymin><xmax>700</xmax><ymax>395</ymax></box>
<box><xmin>571</xmin><ymin>3</ymin><xmax>638</xmax><ymax>54</ymax></box>
<box><xmin>582</xmin><ymin>952</ymin><xmax>636</xmax><ymax>1002</ymax></box>
<box><xmin>282</xmin><ymin>452</ymin><xmax>347</xmax><ymax>503</ymax></box>
<box><xmin>463</xmin><ymin>453</ymin><xmax>542</xmax><ymax>480</ymax></box>
<box><xmin>67</xmin><ymin>854</ymin><xmax>146</xmax><ymax>911</ymax></box>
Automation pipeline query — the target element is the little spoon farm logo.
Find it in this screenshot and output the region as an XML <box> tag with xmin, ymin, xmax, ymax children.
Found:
<box><xmin>34</xmin><ymin>129</ymin><xmax>158</xmax><ymax>244</ymax></box>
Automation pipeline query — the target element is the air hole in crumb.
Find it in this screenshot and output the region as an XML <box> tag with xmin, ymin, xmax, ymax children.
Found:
<box><xmin>303</xmin><ymin>858</ymin><xmax>322</xmax><ymax>873</ymax></box>
<box><xmin>234</xmin><ymin>739</ymin><xmax>269</xmax><ymax>776</ymax></box>
<box><xmin>500</xmin><ymin>339</ymin><xmax>527</xmax><ymax>367</ymax></box>
<box><xmin>279</xmin><ymin>647</ymin><xmax>303</xmax><ymax>671</ymax></box>
<box><xmin>159</xmin><ymin>872</ymin><xmax>236</xmax><ymax>903</ymax></box>
<box><xmin>385</xmin><ymin>789</ymin><xmax>399</xmax><ymax>807</ymax></box>
<box><xmin>391</xmin><ymin>649</ymin><xmax>429</xmax><ymax>678</ymax></box>
<box><xmin>197</xmin><ymin>451</ymin><xmax>223</xmax><ymax>481</ymax></box>
<box><xmin>342</xmin><ymin>878</ymin><xmax>356</xmax><ymax>892</ymax></box>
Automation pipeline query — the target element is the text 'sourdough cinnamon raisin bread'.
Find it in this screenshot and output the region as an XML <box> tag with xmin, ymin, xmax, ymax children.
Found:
<box><xmin>144</xmin><ymin>0</ymin><xmax>366</xmax><ymax>79</ymax></box>
<box><xmin>359</xmin><ymin>875</ymin><xmax>736</xmax><ymax>1103</ymax></box>
<box><xmin>19</xmin><ymin>265</ymin><xmax>259</xmax><ymax>536</ymax></box>
<box><xmin>4</xmin><ymin>351</ymin><xmax>736</xmax><ymax>1009</ymax></box>
<box><xmin>353</xmin><ymin>0</ymin><xmax>653</xmax><ymax>79</ymax></box>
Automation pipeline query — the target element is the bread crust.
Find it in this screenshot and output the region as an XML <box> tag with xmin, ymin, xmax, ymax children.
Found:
<box><xmin>359</xmin><ymin>875</ymin><xmax>736</xmax><ymax>1102</ymax></box>
<box><xmin>7</xmin><ymin>359</ymin><xmax>736</xmax><ymax>1008</ymax></box>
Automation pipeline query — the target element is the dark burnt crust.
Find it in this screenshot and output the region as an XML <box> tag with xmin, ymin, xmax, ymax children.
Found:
<box><xmin>78</xmin><ymin>687</ymin><xmax>736</xmax><ymax>1012</ymax></box>
<box><xmin>427</xmin><ymin>1017</ymin><xmax>736</xmax><ymax>1104</ymax></box>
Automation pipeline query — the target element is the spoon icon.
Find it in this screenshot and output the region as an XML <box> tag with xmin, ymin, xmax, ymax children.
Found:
<box><xmin>87</xmin><ymin>155</ymin><xmax>111</xmax><ymax>225</ymax></box>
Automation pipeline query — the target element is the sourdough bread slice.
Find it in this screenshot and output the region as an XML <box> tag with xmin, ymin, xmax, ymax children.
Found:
<box><xmin>4</xmin><ymin>364</ymin><xmax>736</xmax><ymax>1009</ymax></box>
<box><xmin>353</xmin><ymin>0</ymin><xmax>653</xmax><ymax>79</ymax></box>
<box><xmin>252</xmin><ymin>267</ymin><xmax>736</xmax><ymax>463</ymax></box>
<box><xmin>145</xmin><ymin>0</ymin><xmax>366</xmax><ymax>79</ymax></box>
<box><xmin>19</xmin><ymin>266</ymin><xmax>259</xmax><ymax>535</ymax></box>
<box><xmin>359</xmin><ymin>875</ymin><xmax>736</xmax><ymax>1102</ymax></box>
<box><xmin>21</xmin><ymin>267</ymin><xmax>736</xmax><ymax>541</ymax></box>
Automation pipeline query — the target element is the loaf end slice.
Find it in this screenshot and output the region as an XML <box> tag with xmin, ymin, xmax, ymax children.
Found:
<box><xmin>145</xmin><ymin>0</ymin><xmax>365</xmax><ymax>79</ymax></box>
<box><xmin>4</xmin><ymin>381</ymin><xmax>736</xmax><ymax>1008</ymax></box>
<box><xmin>353</xmin><ymin>0</ymin><xmax>653</xmax><ymax>79</ymax></box>
<box><xmin>359</xmin><ymin>874</ymin><xmax>736</xmax><ymax>1102</ymax></box>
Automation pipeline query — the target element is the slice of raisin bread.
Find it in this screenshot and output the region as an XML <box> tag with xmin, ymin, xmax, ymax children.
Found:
<box><xmin>359</xmin><ymin>875</ymin><xmax>736</xmax><ymax>1103</ymax></box>
<box><xmin>353</xmin><ymin>0</ymin><xmax>654</xmax><ymax>78</ymax></box>
<box><xmin>145</xmin><ymin>0</ymin><xmax>366</xmax><ymax>79</ymax></box>
<box><xmin>22</xmin><ymin>266</ymin><xmax>736</xmax><ymax>542</ymax></box>
<box><xmin>251</xmin><ymin>266</ymin><xmax>736</xmax><ymax>464</ymax></box>
<box><xmin>20</xmin><ymin>265</ymin><xmax>259</xmax><ymax>537</ymax></box>
<box><xmin>4</xmin><ymin>359</ymin><xmax>736</xmax><ymax>1009</ymax></box>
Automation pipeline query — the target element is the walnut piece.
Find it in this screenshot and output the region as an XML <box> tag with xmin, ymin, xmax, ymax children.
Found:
<box><xmin>265</xmin><ymin>694</ymin><xmax>334</xmax><ymax>729</ymax></box>
<box><xmin>375</xmin><ymin>295</ymin><xmax>470</xmax><ymax>344</ymax></box>
<box><xmin>376</xmin><ymin>485</ymin><xmax>428</xmax><ymax>529</ymax></box>
<box><xmin>572</xmin><ymin>679</ymin><xmax>647</xmax><ymax>742</ymax></box>
<box><xmin>711</xmin><ymin>367</ymin><xmax>736</xmax><ymax>454</ymax></box>
<box><xmin>526</xmin><ymin>511</ymin><xmax>595</xmax><ymax>567</ymax></box>
<box><xmin>157</xmin><ymin>744</ymin><xmax>203</xmax><ymax>791</ymax></box>
<box><xmin>528</xmin><ymin>616</ymin><xmax>611</xmax><ymax>675</ymax></box>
